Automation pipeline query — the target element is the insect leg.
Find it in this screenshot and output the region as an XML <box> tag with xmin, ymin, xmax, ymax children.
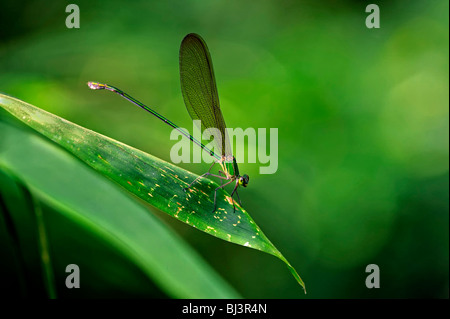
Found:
<box><xmin>229</xmin><ymin>180</ymin><xmax>241</xmax><ymax>213</ymax></box>
<box><xmin>213</xmin><ymin>179</ymin><xmax>235</xmax><ymax>212</ymax></box>
<box><xmin>184</xmin><ymin>161</ymin><xmax>218</xmax><ymax>190</ymax></box>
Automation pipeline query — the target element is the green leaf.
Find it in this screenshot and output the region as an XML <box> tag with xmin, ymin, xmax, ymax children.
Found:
<box><xmin>0</xmin><ymin>168</ymin><xmax>57</xmax><ymax>298</ymax></box>
<box><xmin>0</xmin><ymin>93</ymin><xmax>305</xmax><ymax>292</ymax></box>
<box><xmin>0</xmin><ymin>120</ymin><xmax>240</xmax><ymax>298</ymax></box>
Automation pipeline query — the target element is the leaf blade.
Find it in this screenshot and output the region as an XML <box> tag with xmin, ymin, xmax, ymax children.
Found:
<box><xmin>0</xmin><ymin>120</ymin><xmax>240</xmax><ymax>298</ymax></box>
<box><xmin>0</xmin><ymin>93</ymin><xmax>306</xmax><ymax>292</ymax></box>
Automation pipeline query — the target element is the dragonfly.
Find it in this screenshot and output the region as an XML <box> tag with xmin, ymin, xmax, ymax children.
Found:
<box><xmin>88</xmin><ymin>33</ymin><xmax>249</xmax><ymax>212</ymax></box>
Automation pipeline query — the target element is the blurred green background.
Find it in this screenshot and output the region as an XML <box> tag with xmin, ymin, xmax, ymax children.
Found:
<box><xmin>0</xmin><ymin>0</ymin><xmax>448</xmax><ymax>298</ymax></box>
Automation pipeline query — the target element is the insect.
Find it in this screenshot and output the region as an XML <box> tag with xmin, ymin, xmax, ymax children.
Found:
<box><xmin>88</xmin><ymin>33</ymin><xmax>249</xmax><ymax>212</ymax></box>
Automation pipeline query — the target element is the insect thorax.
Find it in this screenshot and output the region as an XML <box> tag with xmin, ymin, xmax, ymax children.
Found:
<box><xmin>220</xmin><ymin>155</ymin><xmax>239</xmax><ymax>178</ymax></box>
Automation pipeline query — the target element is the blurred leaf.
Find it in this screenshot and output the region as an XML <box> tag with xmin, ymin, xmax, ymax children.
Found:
<box><xmin>0</xmin><ymin>168</ymin><xmax>56</xmax><ymax>297</ymax></box>
<box><xmin>0</xmin><ymin>93</ymin><xmax>305</xmax><ymax>292</ymax></box>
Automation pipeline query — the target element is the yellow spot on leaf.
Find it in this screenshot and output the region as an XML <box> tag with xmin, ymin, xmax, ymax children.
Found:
<box><xmin>225</xmin><ymin>196</ymin><xmax>233</xmax><ymax>205</ymax></box>
<box><xmin>206</xmin><ymin>226</ymin><xmax>216</xmax><ymax>233</ymax></box>
<box><xmin>175</xmin><ymin>206</ymin><xmax>182</xmax><ymax>218</ymax></box>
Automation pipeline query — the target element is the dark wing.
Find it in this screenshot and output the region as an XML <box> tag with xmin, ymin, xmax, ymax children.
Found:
<box><xmin>179</xmin><ymin>33</ymin><xmax>231</xmax><ymax>156</ymax></box>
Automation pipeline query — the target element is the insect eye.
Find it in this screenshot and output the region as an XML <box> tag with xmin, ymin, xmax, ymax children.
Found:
<box><xmin>240</xmin><ymin>175</ymin><xmax>249</xmax><ymax>187</ymax></box>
